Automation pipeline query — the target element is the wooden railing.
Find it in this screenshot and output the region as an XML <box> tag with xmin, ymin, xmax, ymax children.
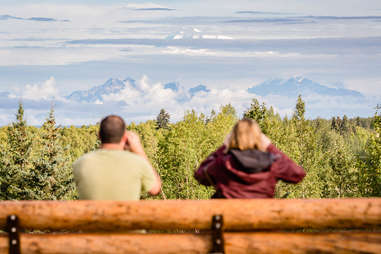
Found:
<box><xmin>0</xmin><ymin>198</ymin><xmax>380</xmax><ymax>253</ymax></box>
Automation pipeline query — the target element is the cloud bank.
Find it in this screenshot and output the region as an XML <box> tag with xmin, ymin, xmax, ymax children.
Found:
<box><xmin>0</xmin><ymin>14</ymin><xmax>68</xmax><ymax>22</ymax></box>
<box><xmin>0</xmin><ymin>75</ymin><xmax>378</xmax><ymax>126</ymax></box>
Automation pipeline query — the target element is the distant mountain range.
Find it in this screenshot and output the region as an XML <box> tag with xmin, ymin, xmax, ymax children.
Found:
<box><xmin>248</xmin><ymin>76</ymin><xmax>364</xmax><ymax>98</ymax></box>
<box><xmin>66</xmin><ymin>78</ymin><xmax>210</xmax><ymax>103</ymax></box>
<box><xmin>66</xmin><ymin>76</ymin><xmax>364</xmax><ymax>105</ymax></box>
<box><xmin>66</xmin><ymin>78</ymin><xmax>131</xmax><ymax>103</ymax></box>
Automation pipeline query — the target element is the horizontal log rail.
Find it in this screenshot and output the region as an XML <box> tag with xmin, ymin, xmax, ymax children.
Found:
<box><xmin>0</xmin><ymin>199</ymin><xmax>380</xmax><ymax>231</ymax></box>
<box><xmin>0</xmin><ymin>232</ymin><xmax>380</xmax><ymax>254</ymax></box>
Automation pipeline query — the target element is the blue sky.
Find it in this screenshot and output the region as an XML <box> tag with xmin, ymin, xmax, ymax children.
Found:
<box><xmin>0</xmin><ymin>0</ymin><xmax>381</xmax><ymax>125</ymax></box>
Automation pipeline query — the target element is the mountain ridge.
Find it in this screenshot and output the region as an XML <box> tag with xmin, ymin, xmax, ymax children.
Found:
<box><xmin>248</xmin><ymin>76</ymin><xmax>364</xmax><ymax>98</ymax></box>
<box><xmin>65</xmin><ymin>76</ymin><xmax>365</xmax><ymax>105</ymax></box>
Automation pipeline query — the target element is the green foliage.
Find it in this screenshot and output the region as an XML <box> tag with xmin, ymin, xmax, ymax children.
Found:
<box><xmin>357</xmin><ymin>106</ymin><xmax>381</xmax><ymax>196</ymax></box>
<box><xmin>60</xmin><ymin>125</ymin><xmax>99</xmax><ymax>160</ymax></box>
<box><xmin>0</xmin><ymin>100</ymin><xmax>380</xmax><ymax>200</ymax></box>
<box><xmin>321</xmin><ymin>131</ymin><xmax>358</xmax><ymax>197</ymax></box>
<box><xmin>0</xmin><ymin>105</ymin><xmax>78</xmax><ymax>200</ymax></box>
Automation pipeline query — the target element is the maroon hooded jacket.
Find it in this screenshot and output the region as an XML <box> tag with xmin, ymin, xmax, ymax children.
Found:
<box><xmin>194</xmin><ymin>144</ymin><xmax>306</xmax><ymax>198</ymax></box>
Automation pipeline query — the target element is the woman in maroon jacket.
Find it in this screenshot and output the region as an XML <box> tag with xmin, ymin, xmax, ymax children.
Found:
<box><xmin>194</xmin><ymin>119</ymin><xmax>306</xmax><ymax>198</ymax></box>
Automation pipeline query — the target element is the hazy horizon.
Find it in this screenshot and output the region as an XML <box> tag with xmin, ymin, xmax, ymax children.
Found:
<box><xmin>1</xmin><ymin>0</ymin><xmax>380</xmax><ymax>125</ymax></box>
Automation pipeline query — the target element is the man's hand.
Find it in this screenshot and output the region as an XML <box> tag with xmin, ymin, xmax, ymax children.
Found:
<box><xmin>125</xmin><ymin>131</ymin><xmax>146</xmax><ymax>157</ymax></box>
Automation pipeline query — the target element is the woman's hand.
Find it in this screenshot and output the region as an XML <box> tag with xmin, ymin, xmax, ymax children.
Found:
<box><xmin>261</xmin><ymin>133</ymin><xmax>271</xmax><ymax>150</ymax></box>
<box><xmin>223</xmin><ymin>131</ymin><xmax>232</xmax><ymax>153</ymax></box>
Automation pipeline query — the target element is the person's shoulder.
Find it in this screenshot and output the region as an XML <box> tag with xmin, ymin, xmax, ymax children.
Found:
<box><xmin>73</xmin><ymin>150</ymin><xmax>100</xmax><ymax>169</ymax></box>
<box><xmin>95</xmin><ymin>149</ymin><xmax>149</xmax><ymax>165</ymax></box>
<box><xmin>77</xmin><ymin>150</ymin><xmax>102</xmax><ymax>161</ymax></box>
<box><xmin>122</xmin><ymin>151</ymin><xmax>150</xmax><ymax>165</ymax></box>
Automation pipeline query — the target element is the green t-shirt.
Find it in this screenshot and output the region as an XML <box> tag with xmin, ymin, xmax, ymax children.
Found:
<box><xmin>73</xmin><ymin>149</ymin><xmax>156</xmax><ymax>200</ymax></box>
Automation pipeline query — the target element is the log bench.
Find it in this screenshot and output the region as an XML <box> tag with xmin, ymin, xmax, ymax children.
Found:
<box><xmin>0</xmin><ymin>198</ymin><xmax>380</xmax><ymax>253</ymax></box>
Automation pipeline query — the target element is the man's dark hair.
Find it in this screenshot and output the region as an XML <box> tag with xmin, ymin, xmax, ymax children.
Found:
<box><xmin>99</xmin><ymin>115</ymin><xmax>126</xmax><ymax>144</ymax></box>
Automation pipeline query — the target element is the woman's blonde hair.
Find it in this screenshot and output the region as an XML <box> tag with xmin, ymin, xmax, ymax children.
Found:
<box><xmin>228</xmin><ymin>119</ymin><xmax>266</xmax><ymax>152</ymax></box>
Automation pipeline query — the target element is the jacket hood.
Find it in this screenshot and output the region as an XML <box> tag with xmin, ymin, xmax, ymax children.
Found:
<box><xmin>229</xmin><ymin>149</ymin><xmax>276</xmax><ymax>173</ymax></box>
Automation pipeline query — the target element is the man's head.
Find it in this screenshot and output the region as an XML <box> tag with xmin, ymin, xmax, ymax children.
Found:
<box><xmin>99</xmin><ymin>115</ymin><xmax>126</xmax><ymax>144</ymax></box>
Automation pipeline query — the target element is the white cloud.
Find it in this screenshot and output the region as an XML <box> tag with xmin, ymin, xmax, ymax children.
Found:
<box><xmin>21</xmin><ymin>77</ymin><xmax>59</xmax><ymax>101</ymax></box>
<box><xmin>92</xmin><ymin>75</ymin><xmax>264</xmax><ymax>122</ymax></box>
<box><xmin>162</xmin><ymin>47</ymin><xmax>216</xmax><ymax>56</ymax></box>
<box><xmin>1</xmin><ymin>3</ymin><xmax>117</xmax><ymax>22</ymax></box>
<box><xmin>344</xmin><ymin>79</ymin><xmax>381</xmax><ymax>96</ymax></box>
<box><xmin>0</xmin><ymin>43</ymin><xmax>337</xmax><ymax>67</ymax></box>
<box><xmin>124</xmin><ymin>3</ymin><xmax>171</xmax><ymax>10</ymax></box>
<box><xmin>0</xmin><ymin>112</ymin><xmax>12</xmax><ymax>125</ymax></box>
<box><xmin>202</xmin><ymin>35</ymin><xmax>233</xmax><ymax>40</ymax></box>
<box><xmin>57</xmin><ymin>116</ymin><xmax>101</xmax><ymax>126</ymax></box>
<box><xmin>161</xmin><ymin>47</ymin><xmax>336</xmax><ymax>58</ymax></box>
<box><xmin>262</xmin><ymin>92</ymin><xmax>376</xmax><ymax>118</ymax></box>
<box><xmin>0</xmin><ymin>47</ymin><xmax>126</xmax><ymax>66</ymax></box>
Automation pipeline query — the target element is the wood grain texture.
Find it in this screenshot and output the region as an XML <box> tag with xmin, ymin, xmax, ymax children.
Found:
<box><xmin>0</xmin><ymin>232</ymin><xmax>380</xmax><ymax>254</ymax></box>
<box><xmin>0</xmin><ymin>199</ymin><xmax>380</xmax><ymax>231</ymax></box>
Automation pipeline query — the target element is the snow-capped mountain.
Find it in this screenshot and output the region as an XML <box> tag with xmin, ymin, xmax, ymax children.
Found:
<box><xmin>66</xmin><ymin>78</ymin><xmax>135</xmax><ymax>103</ymax></box>
<box><xmin>248</xmin><ymin>76</ymin><xmax>364</xmax><ymax>98</ymax></box>
<box><xmin>66</xmin><ymin>76</ymin><xmax>366</xmax><ymax>106</ymax></box>
<box><xmin>65</xmin><ymin>78</ymin><xmax>210</xmax><ymax>104</ymax></box>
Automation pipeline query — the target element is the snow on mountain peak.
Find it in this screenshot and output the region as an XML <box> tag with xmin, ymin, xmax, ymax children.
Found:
<box><xmin>173</xmin><ymin>34</ymin><xmax>183</xmax><ymax>40</ymax></box>
<box><xmin>166</xmin><ymin>27</ymin><xmax>233</xmax><ymax>40</ymax></box>
<box><xmin>66</xmin><ymin>77</ymin><xmax>130</xmax><ymax>103</ymax></box>
<box><xmin>289</xmin><ymin>75</ymin><xmax>306</xmax><ymax>83</ymax></box>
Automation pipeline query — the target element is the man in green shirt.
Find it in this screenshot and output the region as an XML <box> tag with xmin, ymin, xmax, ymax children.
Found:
<box><xmin>73</xmin><ymin>115</ymin><xmax>161</xmax><ymax>200</ymax></box>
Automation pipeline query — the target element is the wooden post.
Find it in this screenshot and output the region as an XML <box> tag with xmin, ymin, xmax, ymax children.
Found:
<box><xmin>0</xmin><ymin>199</ymin><xmax>380</xmax><ymax>231</ymax></box>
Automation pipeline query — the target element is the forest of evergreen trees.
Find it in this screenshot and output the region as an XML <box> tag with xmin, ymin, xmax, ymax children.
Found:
<box><xmin>0</xmin><ymin>96</ymin><xmax>380</xmax><ymax>200</ymax></box>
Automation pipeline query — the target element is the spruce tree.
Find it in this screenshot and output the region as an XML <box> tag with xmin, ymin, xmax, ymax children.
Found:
<box><xmin>340</xmin><ymin>115</ymin><xmax>349</xmax><ymax>134</ymax></box>
<box><xmin>0</xmin><ymin>103</ymin><xmax>34</xmax><ymax>199</ymax></box>
<box><xmin>243</xmin><ymin>98</ymin><xmax>268</xmax><ymax>131</ymax></box>
<box><xmin>33</xmin><ymin>107</ymin><xmax>76</xmax><ymax>199</ymax></box>
<box><xmin>331</xmin><ymin>117</ymin><xmax>337</xmax><ymax>131</ymax></box>
<box><xmin>156</xmin><ymin>109</ymin><xmax>170</xmax><ymax>129</ymax></box>
<box><xmin>293</xmin><ymin>95</ymin><xmax>305</xmax><ymax>121</ymax></box>
<box><xmin>355</xmin><ymin>117</ymin><xmax>361</xmax><ymax>127</ymax></box>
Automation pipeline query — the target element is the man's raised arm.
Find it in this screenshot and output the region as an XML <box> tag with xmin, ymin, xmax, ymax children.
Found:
<box><xmin>125</xmin><ymin>131</ymin><xmax>162</xmax><ymax>195</ymax></box>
